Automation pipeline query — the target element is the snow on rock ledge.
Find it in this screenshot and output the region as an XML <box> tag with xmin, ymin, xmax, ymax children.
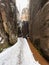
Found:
<box><xmin>0</xmin><ymin>38</ymin><xmax>40</xmax><ymax>65</ymax></box>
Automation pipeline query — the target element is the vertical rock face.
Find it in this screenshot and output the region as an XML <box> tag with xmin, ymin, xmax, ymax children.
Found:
<box><xmin>29</xmin><ymin>0</ymin><xmax>49</xmax><ymax>58</ymax></box>
<box><xmin>29</xmin><ymin>0</ymin><xmax>42</xmax><ymax>41</ymax></box>
<box><xmin>0</xmin><ymin>0</ymin><xmax>17</xmax><ymax>52</ymax></box>
<box><xmin>29</xmin><ymin>0</ymin><xmax>48</xmax><ymax>41</ymax></box>
<box><xmin>39</xmin><ymin>2</ymin><xmax>49</xmax><ymax>57</ymax></box>
<box><xmin>0</xmin><ymin>12</ymin><xmax>9</xmax><ymax>52</ymax></box>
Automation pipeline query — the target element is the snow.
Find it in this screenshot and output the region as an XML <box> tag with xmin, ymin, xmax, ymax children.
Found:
<box><xmin>0</xmin><ymin>38</ymin><xmax>40</xmax><ymax>65</ymax></box>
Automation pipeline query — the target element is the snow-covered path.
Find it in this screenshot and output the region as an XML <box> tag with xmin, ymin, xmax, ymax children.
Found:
<box><xmin>0</xmin><ymin>38</ymin><xmax>40</xmax><ymax>65</ymax></box>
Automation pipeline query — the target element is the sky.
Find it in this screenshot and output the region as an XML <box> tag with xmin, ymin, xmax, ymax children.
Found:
<box><xmin>16</xmin><ymin>0</ymin><xmax>29</xmax><ymax>14</ymax></box>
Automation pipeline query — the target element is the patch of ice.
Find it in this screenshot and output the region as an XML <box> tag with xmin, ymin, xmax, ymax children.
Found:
<box><xmin>0</xmin><ymin>38</ymin><xmax>40</xmax><ymax>65</ymax></box>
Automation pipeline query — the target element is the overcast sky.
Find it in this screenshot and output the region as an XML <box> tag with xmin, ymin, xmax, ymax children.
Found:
<box><xmin>16</xmin><ymin>0</ymin><xmax>29</xmax><ymax>14</ymax></box>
